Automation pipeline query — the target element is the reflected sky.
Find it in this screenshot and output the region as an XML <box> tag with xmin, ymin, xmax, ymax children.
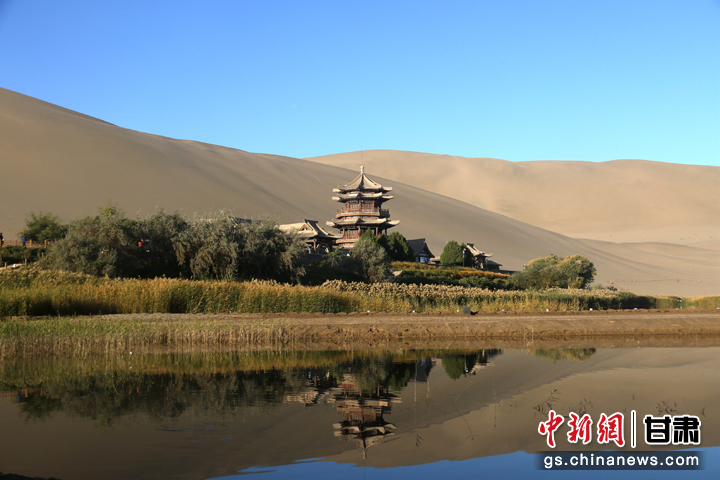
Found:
<box><xmin>216</xmin><ymin>448</ymin><xmax>719</xmax><ymax>480</ymax></box>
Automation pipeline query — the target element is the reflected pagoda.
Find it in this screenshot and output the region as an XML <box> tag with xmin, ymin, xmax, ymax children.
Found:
<box><xmin>326</xmin><ymin>166</ymin><xmax>400</xmax><ymax>248</ymax></box>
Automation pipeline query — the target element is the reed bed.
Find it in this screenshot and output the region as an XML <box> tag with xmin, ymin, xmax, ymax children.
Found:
<box><xmin>0</xmin><ymin>316</ymin><xmax>303</xmax><ymax>358</ymax></box>
<box><xmin>391</xmin><ymin>262</ymin><xmax>509</xmax><ymax>279</ymax></box>
<box><xmin>1</xmin><ymin>268</ymin><xmax>718</xmax><ymax>318</ymax></box>
<box><xmin>318</xmin><ymin>280</ymin><xmax>720</xmax><ymax>311</ymax></box>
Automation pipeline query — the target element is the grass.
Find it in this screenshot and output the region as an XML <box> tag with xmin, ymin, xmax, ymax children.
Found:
<box><xmin>1</xmin><ymin>267</ymin><xmax>718</xmax><ymax>319</ymax></box>
<box><xmin>0</xmin><ymin>316</ymin><xmax>300</xmax><ymax>357</ymax></box>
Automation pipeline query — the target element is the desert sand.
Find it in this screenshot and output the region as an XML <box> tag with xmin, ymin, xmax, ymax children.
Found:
<box><xmin>1</xmin><ymin>88</ymin><xmax>718</xmax><ymax>295</ymax></box>
<box><xmin>306</xmin><ymin>150</ymin><xmax>720</xmax><ymax>246</ymax></box>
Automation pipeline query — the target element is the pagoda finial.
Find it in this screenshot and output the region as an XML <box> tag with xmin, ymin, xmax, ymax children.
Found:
<box><xmin>360</xmin><ymin>165</ymin><xmax>364</xmax><ymax>174</ymax></box>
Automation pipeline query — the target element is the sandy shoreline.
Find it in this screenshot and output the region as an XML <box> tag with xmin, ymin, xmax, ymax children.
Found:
<box><xmin>2</xmin><ymin>309</ymin><xmax>720</xmax><ymax>357</ymax></box>
<box><xmin>92</xmin><ymin>309</ymin><xmax>720</xmax><ymax>348</ymax></box>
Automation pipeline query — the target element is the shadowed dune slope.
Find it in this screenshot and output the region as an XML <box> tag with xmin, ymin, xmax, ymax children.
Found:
<box><xmin>1</xmin><ymin>88</ymin><xmax>718</xmax><ymax>295</ymax></box>
<box><xmin>306</xmin><ymin>150</ymin><xmax>720</xmax><ymax>246</ymax></box>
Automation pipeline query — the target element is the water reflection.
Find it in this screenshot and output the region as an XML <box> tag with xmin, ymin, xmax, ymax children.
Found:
<box><xmin>1</xmin><ymin>346</ymin><xmax>718</xmax><ymax>480</ymax></box>
<box><xmin>1</xmin><ymin>349</ymin><xmax>511</xmax><ymax>426</ymax></box>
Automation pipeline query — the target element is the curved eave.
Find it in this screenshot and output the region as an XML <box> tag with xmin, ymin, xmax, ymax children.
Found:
<box><xmin>327</xmin><ymin>219</ymin><xmax>400</xmax><ymax>227</ymax></box>
<box><xmin>332</xmin><ymin>194</ymin><xmax>394</xmax><ymax>202</ymax></box>
<box><xmin>334</xmin><ymin>187</ymin><xmax>393</xmax><ymax>194</ymax></box>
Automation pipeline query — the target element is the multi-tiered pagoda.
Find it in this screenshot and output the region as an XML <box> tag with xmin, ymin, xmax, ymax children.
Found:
<box><xmin>327</xmin><ymin>167</ymin><xmax>399</xmax><ymax>248</ymax></box>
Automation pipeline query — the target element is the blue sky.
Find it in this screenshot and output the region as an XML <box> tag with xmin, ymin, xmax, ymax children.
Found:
<box><xmin>1</xmin><ymin>0</ymin><xmax>718</xmax><ymax>166</ymax></box>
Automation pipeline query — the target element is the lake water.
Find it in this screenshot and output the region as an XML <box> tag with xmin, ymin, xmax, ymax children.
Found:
<box><xmin>0</xmin><ymin>344</ymin><xmax>718</xmax><ymax>479</ymax></box>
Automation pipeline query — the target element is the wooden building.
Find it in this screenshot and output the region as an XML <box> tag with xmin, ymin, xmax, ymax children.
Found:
<box><xmin>466</xmin><ymin>243</ymin><xmax>494</xmax><ymax>269</ymax></box>
<box><xmin>279</xmin><ymin>219</ymin><xmax>339</xmax><ymax>253</ymax></box>
<box><xmin>326</xmin><ymin>167</ymin><xmax>399</xmax><ymax>248</ymax></box>
<box><xmin>407</xmin><ymin>238</ymin><xmax>435</xmax><ymax>264</ymax></box>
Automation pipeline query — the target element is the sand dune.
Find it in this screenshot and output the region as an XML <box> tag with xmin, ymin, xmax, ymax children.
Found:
<box><xmin>306</xmin><ymin>150</ymin><xmax>720</xmax><ymax>246</ymax></box>
<box><xmin>1</xmin><ymin>88</ymin><xmax>717</xmax><ymax>295</ymax></box>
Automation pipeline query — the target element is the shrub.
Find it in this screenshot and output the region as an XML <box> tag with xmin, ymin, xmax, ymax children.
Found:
<box><xmin>350</xmin><ymin>231</ymin><xmax>393</xmax><ymax>283</ymax></box>
<box><xmin>137</xmin><ymin>208</ymin><xmax>189</xmax><ymax>278</ymax></box>
<box><xmin>174</xmin><ymin>211</ymin><xmax>244</xmax><ymax>280</ymax></box>
<box><xmin>43</xmin><ymin>206</ymin><xmax>306</xmax><ymax>283</ymax></box>
<box><xmin>20</xmin><ymin>212</ymin><xmax>69</xmax><ymax>242</ymax></box>
<box><xmin>378</xmin><ymin>232</ymin><xmax>415</xmax><ymax>262</ymax></box>
<box><xmin>239</xmin><ymin>218</ymin><xmax>307</xmax><ymax>282</ymax></box>
<box><xmin>0</xmin><ymin>246</ymin><xmax>46</xmax><ymax>265</ymax></box>
<box><xmin>510</xmin><ymin>254</ymin><xmax>596</xmax><ymax>290</ymax></box>
<box><xmin>440</xmin><ymin>240</ymin><xmax>474</xmax><ymax>266</ymax></box>
<box><xmin>174</xmin><ymin>213</ymin><xmax>306</xmax><ymax>282</ymax></box>
<box><xmin>557</xmin><ymin>255</ymin><xmax>596</xmax><ymax>289</ymax></box>
<box><xmin>44</xmin><ymin>205</ymin><xmax>140</xmax><ymax>278</ymax></box>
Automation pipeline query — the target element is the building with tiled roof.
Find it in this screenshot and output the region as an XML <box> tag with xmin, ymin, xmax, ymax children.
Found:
<box><xmin>327</xmin><ymin>167</ymin><xmax>399</xmax><ymax>248</ymax></box>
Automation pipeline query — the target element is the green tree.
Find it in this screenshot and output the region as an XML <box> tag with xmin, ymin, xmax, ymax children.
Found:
<box><xmin>174</xmin><ymin>213</ymin><xmax>306</xmax><ymax>282</ymax></box>
<box><xmin>440</xmin><ymin>240</ymin><xmax>473</xmax><ymax>266</ymax></box>
<box><xmin>238</xmin><ymin>218</ymin><xmax>306</xmax><ymax>282</ymax></box>
<box><xmin>173</xmin><ymin>211</ymin><xmax>244</xmax><ymax>280</ymax></box>
<box><xmin>510</xmin><ymin>254</ymin><xmax>596</xmax><ymax>290</ymax></box>
<box><xmin>557</xmin><ymin>254</ymin><xmax>597</xmax><ymax>289</ymax></box>
<box><xmin>20</xmin><ymin>212</ymin><xmax>69</xmax><ymax>242</ymax></box>
<box><xmin>45</xmin><ymin>205</ymin><xmax>140</xmax><ymax>277</ymax></box>
<box><xmin>136</xmin><ymin>208</ymin><xmax>189</xmax><ymax>278</ymax></box>
<box><xmin>379</xmin><ymin>232</ymin><xmax>415</xmax><ymax>262</ymax></box>
<box><xmin>322</xmin><ymin>247</ymin><xmax>345</xmax><ymax>267</ymax></box>
<box><xmin>350</xmin><ymin>230</ymin><xmax>393</xmax><ymax>283</ymax></box>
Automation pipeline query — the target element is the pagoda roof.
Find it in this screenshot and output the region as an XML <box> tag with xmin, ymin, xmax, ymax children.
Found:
<box><xmin>466</xmin><ymin>243</ymin><xmax>492</xmax><ymax>258</ymax></box>
<box><xmin>407</xmin><ymin>238</ymin><xmax>435</xmax><ymax>259</ymax></box>
<box><xmin>332</xmin><ymin>192</ymin><xmax>394</xmax><ymax>202</ymax></box>
<box><xmin>279</xmin><ymin>219</ymin><xmax>340</xmax><ymax>240</ymax></box>
<box><xmin>334</xmin><ymin>166</ymin><xmax>393</xmax><ymax>193</ymax></box>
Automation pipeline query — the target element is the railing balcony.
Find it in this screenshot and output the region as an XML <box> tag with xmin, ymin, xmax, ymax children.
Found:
<box><xmin>336</xmin><ymin>208</ymin><xmax>389</xmax><ymax>218</ymax></box>
<box><xmin>341</xmin><ymin>232</ymin><xmax>362</xmax><ymax>239</ymax></box>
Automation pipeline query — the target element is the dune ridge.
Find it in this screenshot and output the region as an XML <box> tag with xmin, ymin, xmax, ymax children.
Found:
<box><xmin>306</xmin><ymin>150</ymin><xmax>720</xmax><ymax>247</ymax></box>
<box><xmin>0</xmin><ymin>88</ymin><xmax>717</xmax><ymax>295</ymax></box>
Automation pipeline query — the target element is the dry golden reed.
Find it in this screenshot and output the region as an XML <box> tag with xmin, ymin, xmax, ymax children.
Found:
<box><xmin>1</xmin><ymin>268</ymin><xmax>717</xmax><ymax>319</ymax></box>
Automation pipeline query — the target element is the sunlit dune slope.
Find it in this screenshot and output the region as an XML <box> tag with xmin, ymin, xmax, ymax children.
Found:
<box><xmin>1</xmin><ymin>88</ymin><xmax>717</xmax><ymax>295</ymax></box>
<box><xmin>306</xmin><ymin>150</ymin><xmax>720</xmax><ymax>246</ymax></box>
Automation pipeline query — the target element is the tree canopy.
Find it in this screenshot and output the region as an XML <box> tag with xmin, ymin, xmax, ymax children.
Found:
<box><xmin>377</xmin><ymin>232</ymin><xmax>415</xmax><ymax>262</ymax></box>
<box><xmin>44</xmin><ymin>206</ymin><xmax>306</xmax><ymax>282</ymax></box>
<box><xmin>510</xmin><ymin>254</ymin><xmax>596</xmax><ymax>290</ymax></box>
<box><xmin>439</xmin><ymin>240</ymin><xmax>473</xmax><ymax>266</ymax></box>
<box><xmin>45</xmin><ymin>205</ymin><xmax>140</xmax><ymax>277</ymax></box>
<box><xmin>20</xmin><ymin>212</ymin><xmax>69</xmax><ymax>242</ymax></box>
<box><xmin>350</xmin><ymin>230</ymin><xmax>393</xmax><ymax>283</ymax></box>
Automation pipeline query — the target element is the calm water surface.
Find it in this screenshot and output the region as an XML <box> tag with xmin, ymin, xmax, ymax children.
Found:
<box><xmin>0</xmin><ymin>346</ymin><xmax>718</xmax><ymax>479</ymax></box>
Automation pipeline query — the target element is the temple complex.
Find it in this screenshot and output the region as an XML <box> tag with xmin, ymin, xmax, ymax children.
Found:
<box><xmin>327</xmin><ymin>167</ymin><xmax>399</xmax><ymax>248</ymax></box>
